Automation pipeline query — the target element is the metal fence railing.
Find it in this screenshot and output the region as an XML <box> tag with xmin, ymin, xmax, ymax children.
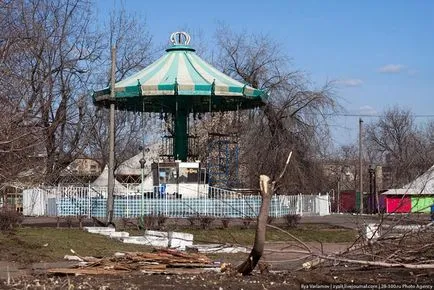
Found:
<box><xmin>22</xmin><ymin>186</ymin><xmax>330</xmax><ymax>218</ymax></box>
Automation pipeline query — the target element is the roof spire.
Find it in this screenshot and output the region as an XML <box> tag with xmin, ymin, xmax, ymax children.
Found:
<box><xmin>170</xmin><ymin>31</ymin><xmax>191</xmax><ymax>45</ymax></box>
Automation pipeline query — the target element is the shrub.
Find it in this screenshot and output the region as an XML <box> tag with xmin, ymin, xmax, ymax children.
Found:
<box><xmin>121</xmin><ymin>217</ymin><xmax>130</xmax><ymax>230</ymax></box>
<box><xmin>140</xmin><ymin>214</ymin><xmax>157</xmax><ymax>230</ymax></box>
<box><xmin>187</xmin><ymin>215</ymin><xmax>198</xmax><ymax>227</ymax></box>
<box><xmin>77</xmin><ymin>215</ymin><xmax>86</xmax><ymax>229</ymax></box>
<box><xmin>199</xmin><ymin>216</ymin><xmax>214</xmax><ymax>230</ymax></box>
<box><xmin>0</xmin><ymin>207</ymin><xmax>23</xmax><ymax>232</ymax></box>
<box><xmin>267</xmin><ymin>216</ymin><xmax>275</xmax><ymax>225</ymax></box>
<box><xmin>157</xmin><ymin>214</ymin><xmax>168</xmax><ymax>230</ymax></box>
<box><xmin>64</xmin><ymin>216</ymin><xmax>73</xmax><ymax>228</ymax></box>
<box><xmin>221</xmin><ymin>218</ymin><xmax>231</xmax><ymax>229</ymax></box>
<box><xmin>284</xmin><ymin>214</ymin><xmax>301</xmax><ymax>228</ymax></box>
<box><xmin>242</xmin><ymin>217</ymin><xmax>253</xmax><ymax>229</ymax></box>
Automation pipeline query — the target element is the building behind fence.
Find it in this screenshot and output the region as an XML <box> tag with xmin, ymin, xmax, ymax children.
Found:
<box><xmin>22</xmin><ymin>186</ymin><xmax>330</xmax><ymax>218</ymax></box>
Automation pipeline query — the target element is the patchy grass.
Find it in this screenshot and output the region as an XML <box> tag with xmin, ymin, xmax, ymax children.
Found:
<box><xmin>184</xmin><ymin>223</ymin><xmax>357</xmax><ymax>245</ymax></box>
<box><xmin>0</xmin><ymin>223</ymin><xmax>356</xmax><ymax>264</ymax></box>
<box><xmin>0</xmin><ymin>227</ymin><xmax>151</xmax><ymax>263</ymax></box>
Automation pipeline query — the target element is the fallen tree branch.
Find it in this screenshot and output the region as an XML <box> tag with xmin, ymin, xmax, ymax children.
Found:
<box><xmin>317</xmin><ymin>255</ymin><xmax>434</xmax><ymax>269</ymax></box>
<box><xmin>266</xmin><ymin>224</ymin><xmax>312</xmax><ymax>253</ymax></box>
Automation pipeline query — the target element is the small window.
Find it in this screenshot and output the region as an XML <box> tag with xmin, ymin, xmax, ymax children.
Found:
<box><xmin>159</xmin><ymin>167</ymin><xmax>177</xmax><ymax>184</ymax></box>
<box><xmin>179</xmin><ymin>167</ymin><xmax>199</xmax><ymax>183</ymax></box>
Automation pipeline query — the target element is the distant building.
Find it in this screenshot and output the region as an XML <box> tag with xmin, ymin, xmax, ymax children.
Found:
<box><xmin>58</xmin><ymin>157</ymin><xmax>102</xmax><ymax>184</ymax></box>
<box><xmin>322</xmin><ymin>163</ymin><xmax>356</xmax><ymax>191</ymax></box>
<box><xmin>66</xmin><ymin>157</ymin><xmax>102</xmax><ymax>175</ymax></box>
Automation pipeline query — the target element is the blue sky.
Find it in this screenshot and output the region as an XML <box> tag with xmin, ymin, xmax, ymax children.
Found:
<box><xmin>95</xmin><ymin>0</ymin><xmax>434</xmax><ymax>147</ymax></box>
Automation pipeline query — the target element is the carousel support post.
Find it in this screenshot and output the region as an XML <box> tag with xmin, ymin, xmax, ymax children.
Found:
<box><xmin>174</xmin><ymin>109</ymin><xmax>188</xmax><ymax>161</ymax></box>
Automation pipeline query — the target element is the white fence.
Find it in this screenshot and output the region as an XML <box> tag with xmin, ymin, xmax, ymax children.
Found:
<box><xmin>22</xmin><ymin>186</ymin><xmax>330</xmax><ymax>218</ymax></box>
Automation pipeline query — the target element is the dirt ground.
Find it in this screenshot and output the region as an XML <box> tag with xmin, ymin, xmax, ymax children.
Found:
<box><xmin>1</xmin><ymin>246</ymin><xmax>432</xmax><ymax>289</ymax></box>
<box><xmin>1</xmin><ymin>214</ymin><xmax>433</xmax><ymax>289</ymax></box>
<box><xmin>1</xmin><ymin>263</ymin><xmax>433</xmax><ymax>289</ymax></box>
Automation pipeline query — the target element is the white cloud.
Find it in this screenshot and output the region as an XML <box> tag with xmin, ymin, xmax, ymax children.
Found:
<box><xmin>359</xmin><ymin>105</ymin><xmax>377</xmax><ymax>115</ymax></box>
<box><xmin>378</xmin><ymin>64</ymin><xmax>405</xmax><ymax>73</ymax></box>
<box><xmin>335</xmin><ymin>79</ymin><xmax>364</xmax><ymax>87</ymax></box>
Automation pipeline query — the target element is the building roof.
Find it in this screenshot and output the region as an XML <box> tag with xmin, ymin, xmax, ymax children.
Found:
<box><xmin>91</xmin><ymin>166</ymin><xmax>126</xmax><ymax>190</ymax></box>
<box><xmin>382</xmin><ymin>165</ymin><xmax>434</xmax><ymax>195</ymax></box>
<box><xmin>115</xmin><ymin>143</ymin><xmax>160</xmax><ymax>176</ymax></box>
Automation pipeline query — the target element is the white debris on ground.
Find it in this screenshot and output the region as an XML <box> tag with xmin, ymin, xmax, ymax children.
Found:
<box><xmin>188</xmin><ymin>244</ymin><xmax>249</xmax><ymax>254</ymax></box>
<box><xmin>82</xmin><ymin>227</ymin><xmax>248</xmax><ymax>253</ymax></box>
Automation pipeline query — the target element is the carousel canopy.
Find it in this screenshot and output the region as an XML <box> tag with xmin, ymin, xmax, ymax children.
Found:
<box><xmin>92</xmin><ymin>32</ymin><xmax>267</xmax><ymax>113</ymax></box>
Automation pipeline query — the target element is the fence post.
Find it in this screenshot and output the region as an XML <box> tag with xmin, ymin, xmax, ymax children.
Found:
<box><xmin>88</xmin><ymin>184</ymin><xmax>91</xmax><ymax>218</ymax></box>
<box><xmin>205</xmin><ymin>193</ymin><xmax>208</xmax><ymax>216</ymax></box>
<box><xmin>298</xmin><ymin>193</ymin><xmax>303</xmax><ymax>216</ymax></box>
<box><xmin>165</xmin><ymin>193</ymin><xmax>168</xmax><ymax>216</ymax></box>
<box><xmin>126</xmin><ymin>184</ymin><xmax>129</xmax><ymax>219</ymax></box>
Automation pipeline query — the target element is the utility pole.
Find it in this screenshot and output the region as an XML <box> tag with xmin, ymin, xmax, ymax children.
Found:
<box><xmin>107</xmin><ymin>46</ymin><xmax>116</xmax><ymax>225</ymax></box>
<box><xmin>359</xmin><ymin>118</ymin><xmax>363</xmax><ymax>214</ymax></box>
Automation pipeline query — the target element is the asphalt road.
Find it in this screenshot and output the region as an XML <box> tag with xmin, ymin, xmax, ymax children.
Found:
<box><xmin>20</xmin><ymin>213</ymin><xmax>431</xmax><ymax>229</ymax></box>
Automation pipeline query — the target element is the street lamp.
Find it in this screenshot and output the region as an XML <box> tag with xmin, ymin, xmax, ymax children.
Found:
<box><xmin>368</xmin><ymin>164</ymin><xmax>376</xmax><ymax>214</ymax></box>
<box><xmin>138</xmin><ymin>146</ymin><xmax>149</xmax><ymax>217</ymax></box>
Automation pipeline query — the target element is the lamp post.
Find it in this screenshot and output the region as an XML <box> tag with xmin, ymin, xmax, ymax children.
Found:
<box><xmin>337</xmin><ymin>177</ymin><xmax>340</xmax><ymax>214</ymax></box>
<box><xmin>138</xmin><ymin>146</ymin><xmax>146</xmax><ymax>217</ymax></box>
<box><xmin>368</xmin><ymin>164</ymin><xmax>376</xmax><ymax>214</ymax></box>
<box><xmin>138</xmin><ymin>146</ymin><xmax>150</xmax><ymax>217</ymax></box>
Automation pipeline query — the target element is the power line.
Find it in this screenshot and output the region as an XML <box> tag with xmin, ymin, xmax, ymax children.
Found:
<box><xmin>334</xmin><ymin>113</ymin><xmax>434</xmax><ymax>118</ymax></box>
<box><xmin>303</xmin><ymin>113</ymin><xmax>434</xmax><ymax>118</ymax></box>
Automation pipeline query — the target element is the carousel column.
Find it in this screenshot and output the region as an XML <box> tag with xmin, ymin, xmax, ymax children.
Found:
<box><xmin>173</xmin><ymin>104</ymin><xmax>188</xmax><ymax>161</ymax></box>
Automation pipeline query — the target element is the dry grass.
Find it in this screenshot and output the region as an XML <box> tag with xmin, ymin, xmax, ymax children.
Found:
<box><xmin>0</xmin><ymin>223</ymin><xmax>356</xmax><ymax>264</ymax></box>
<box><xmin>184</xmin><ymin>223</ymin><xmax>357</xmax><ymax>245</ymax></box>
<box><xmin>0</xmin><ymin>227</ymin><xmax>152</xmax><ymax>263</ymax></box>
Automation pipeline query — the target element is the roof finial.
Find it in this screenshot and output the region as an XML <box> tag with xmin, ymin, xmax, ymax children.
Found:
<box><xmin>170</xmin><ymin>31</ymin><xmax>191</xmax><ymax>45</ymax></box>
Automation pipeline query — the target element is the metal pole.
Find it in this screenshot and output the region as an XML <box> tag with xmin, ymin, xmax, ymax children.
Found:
<box><xmin>107</xmin><ymin>46</ymin><xmax>116</xmax><ymax>224</ymax></box>
<box><xmin>141</xmin><ymin>154</ymin><xmax>145</xmax><ymax>216</ymax></box>
<box><xmin>374</xmin><ymin>166</ymin><xmax>380</xmax><ymax>214</ymax></box>
<box><xmin>337</xmin><ymin>179</ymin><xmax>340</xmax><ymax>214</ymax></box>
<box><xmin>359</xmin><ymin>118</ymin><xmax>363</xmax><ymax>214</ymax></box>
<box><xmin>139</xmin><ymin>148</ymin><xmax>146</xmax><ymax>217</ymax></box>
<box><xmin>369</xmin><ymin>165</ymin><xmax>374</xmax><ymax>214</ymax></box>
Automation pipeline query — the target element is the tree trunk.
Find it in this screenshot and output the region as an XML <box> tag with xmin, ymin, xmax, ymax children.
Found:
<box><xmin>237</xmin><ymin>175</ymin><xmax>272</xmax><ymax>275</ymax></box>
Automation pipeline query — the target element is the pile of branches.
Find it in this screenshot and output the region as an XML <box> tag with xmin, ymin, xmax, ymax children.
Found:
<box><xmin>311</xmin><ymin>223</ymin><xmax>434</xmax><ymax>271</ymax></box>
<box><xmin>333</xmin><ymin>227</ymin><xmax>434</xmax><ymax>269</ymax></box>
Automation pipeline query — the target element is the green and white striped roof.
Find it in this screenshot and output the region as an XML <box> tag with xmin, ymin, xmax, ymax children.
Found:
<box><xmin>93</xmin><ymin>32</ymin><xmax>267</xmax><ymax>113</ymax></box>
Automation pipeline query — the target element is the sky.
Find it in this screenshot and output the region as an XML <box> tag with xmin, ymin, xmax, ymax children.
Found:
<box><xmin>95</xmin><ymin>0</ymin><xmax>434</xmax><ymax>148</ymax></box>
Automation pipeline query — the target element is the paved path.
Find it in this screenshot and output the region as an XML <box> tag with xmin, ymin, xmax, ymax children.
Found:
<box><xmin>20</xmin><ymin>213</ymin><xmax>431</xmax><ymax>231</ymax></box>
<box><xmin>262</xmin><ymin>241</ymin><xmax>350</xmax><ymax>270</ymax></box>
<box><xmin>300</xmin><ymin>213</ymin><xmax>431</xmax><ymax>229</ymax></box>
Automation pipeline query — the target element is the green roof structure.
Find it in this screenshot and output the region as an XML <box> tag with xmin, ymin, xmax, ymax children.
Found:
<box><xmin>93</xmin><ymin>32</ymin><xmax>268</xmax><ymax>161</ymax></box>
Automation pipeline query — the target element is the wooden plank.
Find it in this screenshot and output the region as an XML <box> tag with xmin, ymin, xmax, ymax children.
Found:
<box><xmin>167</xmin><ymin>263</ymin><xmax>219</xmax><ymax>268</ymax></box>
<box><xmin>140</xmin><ymin>268</ymin><xmax>218</xmax><ymax>275</ymax></box>
<box><xmin>47</xmin><ymin>268</ymin><xmax>129</xmax><ymax>275</ymax></box>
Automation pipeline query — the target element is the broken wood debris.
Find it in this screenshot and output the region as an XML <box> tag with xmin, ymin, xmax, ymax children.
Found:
<box><xmin>49</xmin><ymin>249</ymin><xmax>219</xmax><ymax>276</ymax></box>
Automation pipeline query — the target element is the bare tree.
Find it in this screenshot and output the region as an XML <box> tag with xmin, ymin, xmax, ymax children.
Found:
<box><xmin>214</xmin><ymin>26</ymin><xmax>339</xmax><ymax>193</ymax></box>
<box><xmin>0</xmin><ymin>0</ymin><xmax>104</xmax><ymax>184</ymax></box>
<box><xmin>0</xmin><ymin>1</ymin><xmax>51</xmax><ymax>185</ymax></box>
<box><xmin>84</xmin><ymin>4</ymin><xmax>155</xmax><ymax>170</ymax></box>
<box><xmin>365</xmin><ymin>107</ymin><xmax>432</xmax><ymax>187</ymax></box>
<box><xmin>0</xmin><ymin>1</ymin><xmax>156</xmax><ymax>187</ymax></box>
